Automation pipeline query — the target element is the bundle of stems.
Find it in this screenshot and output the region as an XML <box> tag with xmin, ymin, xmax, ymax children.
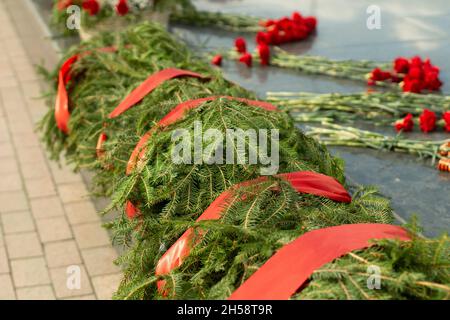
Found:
<box><xmin>272</xmin><ymin>48</ymin><xmax>390</xmax><ymax>81</ymax></box>
<box><xmin>305</xmin><ymin>123</ymin><xmax>448</xmax><ymax>164</ymax></box>
<box><xmin>267</xmin><ymin>91</ymin><xmax>450</xmax><ymax>123</ymax></box>
<box><xmin>223</xmin><ymin>48</ymin><xmax>395</xmax><ymax>88</ymax></box>
<box><xmin>37</xmin><ymin>22</ymin><xmax>449</xmax><ymax>300</ymax></box>
<box><xmin>170</xmin><ymin>9</ymin><xmax>263</xmax><ymax>32</ymax></box>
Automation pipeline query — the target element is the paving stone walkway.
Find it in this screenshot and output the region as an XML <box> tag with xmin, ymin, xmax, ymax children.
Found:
<box><xmin>0</xmin><ymin>0</ymin><xmax>121</xmax><ymax>300</ymax></box>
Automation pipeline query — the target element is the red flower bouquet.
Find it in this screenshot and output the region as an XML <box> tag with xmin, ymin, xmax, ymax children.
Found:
<box><xmin>82</xmin><ymin>0</ymin><xmax>100</xmax><ymax>16</ymax></box>
<box><xmin>258</xmin><ymin>43</ymin><xmax>270</xmax><ymax>66</ymax></box>
<box><xmin>259</xmin><ymin>12</ymin><xmax>317</xmax><ymax>46</ymax></box>
<box><xmin>116</xmin><ymin>0</ymin><xmax>129</xmax><ymax>16</ymax></box>
<box><xmin>369</xmin><ymin>56</ymin><xmax>443</xmax><ymax>93</ymax></box>
<box><xmin>235</xmin><ymin>38</ymin><xmax>247</xmax><ymax>54</ymax></box>
<box><xmin>394</xmin><ymin>114</ymin><xmax>414</xmax><ymax>132</ymax></box>
<box><xmin>419</xmin><ymin>109</ymin><xmax>437</xmax><ymax>133</ymax></box>
<box><xmin>239</xmin><ymin>53</ymin><xmax>253</xmax><ymax>67</ymax></box>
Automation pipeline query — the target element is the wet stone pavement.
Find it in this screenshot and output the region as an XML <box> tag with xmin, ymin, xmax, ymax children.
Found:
<box><xmin>32</xmin><ymin>0</ymin><xmax>449</xmax><ymax>236</ymax></box>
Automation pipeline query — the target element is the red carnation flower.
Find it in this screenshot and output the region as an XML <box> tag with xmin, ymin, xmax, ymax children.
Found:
<box><xmin>116</xmin><ymin>0</ymin><xmax>129</xmax><ymax>16</ymax></box>
<box><xmin>443</xmin><ymin>111</ymin><xmax>450</xmax><ymax>132</ymax></box>
<box><xmin>394</xmin><ymin>57</ymin><xmax>409</xmax><ymax>74</ymax></box>
<box><xmin>256</xmin><ymin>32</ymin><xmax>268</xmax><ymax>45</ymax></box>
<box><xmin>410</xmin><ymin>56</ymin><xmax>423</xmax><ymax>68</ymax></box>
<box><xmin>276</xmin><ymin>17</ymin><xmax>291</xmax><ymax>31</ymax></box>
<box><xmin>258</xmin><ymin>43</ymin><xmax>270</xmax><ymax>66</ymax></box>
<box><xmin>419</xmin><ymin>109</ymin><xmax>437</xmax><ymax>133</ymax></box>
<box><xmin>408</xmin><ymin>67</ymin><xmax>423</xmax><ymax>80</ymax></box>
<box><xmin>409</xmin><ymin>56</ymin><xmax>423</xmax><ymax>68</ymax></box>
<box><xmin>370</xmin><ymin>68</ymin><xmax>391</xmax><ymax>82</ymax></box>
<box><xmin>303</xmin><ymin>16</ymin><xmax>317</xmax><ymax>32</ymax></box>
<box><xmin>238</xmin><ymin>53</ymin><xmax>252</xmax><ymax>67</ymax></box>
<box><xmin>394</xmin><ymin>113</ymin><xmax>414</xmax><ymax>132</ymax></box>
<box><xmin>424</xmin><ymin>71</ymin><xmax>442</xmax><ymax>91</ymax></box>
<box><xmin>423</xmin><ymin>59</ymin><xmax>440</xmax><ymax>74</ymax></box>
<box><xmin>235</xmin><ymin>37</ymin><xmax>247</xmax><ymax>54</ymax></box>
<box><xmin>82</xmin><ymin>0</ymin><xmax>100</xmax><ymax>16</ymax></box>
<box><xmin>267</xmin><ymin>27</ymin><xmax>281</xmax><ymax>45</ymax></box>
<box><xmin>280</xmin><ymin>29</ymin><xmax>294</xmax><ymax>43</ymax></box>
<box><xmin>292</xmin><ymin>25</ymin><xmax>309</xmax><ymax>41</ymax></box>
<box><xmin>403</xmin><ymin>77</ymin><xmax>423</xmax><ymax>93</ymax></box>
<box><xmin>292</xmin><ymin>11</ymin><xmax>302</xmax><ymax>22</ymax></box>
<box><xmin>211</xmin><ymin>54</ymin><xmax>222</xmax><ymax>66</ymax></box>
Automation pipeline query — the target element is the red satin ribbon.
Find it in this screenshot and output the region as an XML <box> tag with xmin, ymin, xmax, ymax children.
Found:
<box><xmin>154</xmin><ymin>171</ymin><xmax>351</xmax><ymax>292</ymax></box>
<box><xmin>108</xmin><ymin>68</ymin><xmax>206</xmax><ymax>119</ymax></box>
<box><xmin>96</xmin><ymin>132</ymin><xmax>108</xmax><ymax>159</ymax></box>
<box><xmin>55</xmin><ymin>55</ymin><xmax>79</xmax><ymax>134</ymax></box>
<box><xmin>228</xmin><ymin>223</ymin><xmax>410</xmax><ymax>300</ymax></box>
<box><xmin>125</xmin><ymin>96</ymin><xmax>279</xmax><ymax>175</ymax></box>
<box><xmin>55</xmin><ymin>46</ymin><xmax>118</xmax><ymax>134</ymax></box>
<box><xmin>125</xmin><ymin>201</ymin><xmax>140</xmax><ymax>219</ymax></box>
<box><xmin>96</xmin><ymin>68</ymin><xmax>207</xmax><ymax>159</ymax></box>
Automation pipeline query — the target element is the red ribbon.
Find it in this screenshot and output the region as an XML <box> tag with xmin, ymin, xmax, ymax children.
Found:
<box><xmin>125</xmin><ymin>201</ymin><xmax>140</xmax><ymax>219</ymax></box>
<box><xmin>55</xmin><ymin>55</ymin><xmax>79</xmax><ymax>134</ymax></box>
<box><xmin>228</xmin><ymin>223</ymin><xmax>410</xmax><ymax>300</ymax></box>
<box><xmin>96</xmin><ymin>68</ymin><xmax>207</xmax><ymax>159</ymax></box>
<box><xmin>154</xmin><ymin>171</ymin><xmax>351</xmax><ymax>293</ymax></box>
<box><xmin>96</xmin><ymin>132</ymin><xmax>108</xmax><ymax>159</ymax></box>
<box><xmin>55</xmin><ymin>47</ymin><xmax>118</xmax><ymax>134</ymax></box>
<box><xmin>108</xmin><ymin>68</ymin><xmax>206</xmax><ymax>119</ymax></box>
<box><xmin>125</xmin><ymin>96</ymin><xmax>279</xmax><ymax>175</ymax></box>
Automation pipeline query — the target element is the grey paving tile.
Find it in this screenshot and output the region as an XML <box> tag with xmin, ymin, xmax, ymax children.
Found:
<box><xmin>92</xmin><ymin>273</ymin><xmax>122</xmax><ymax>300</ymax></box>
<box><xmin>50</xmin><ymin>265</ymin><xmax>93</xmax><ymax>298</ymax></box>
<box><xmin>45</xmin><ymin>240</ymin><xmax>82</xmax><ymax>268</ymax></box>
<box><xmin>0</xmin><ymin>190</ymin><xmax>28</xmax><ymax>213</ymax></box>
<box><xmin>0</xmin><ymin>246</ymin><xmax>9</xmax><ymax>273</ymax></box>
<box><xmin>49</xmin><ymin>161</ymin><xmax>83</xmax><ymax>185</ymax></box>
<box><xmin>30</xmin><ymin>196</ymin><xmax>65</xmax><ymax>219</ymax></box>
<box><xmin>16</xmin><ymin>285</ymin><xmax>56</xmax><ymax>300</ymax></box>
<box><xmin>81</xmin><ymin>246</ymin><xmax>120</xmax><ymax>277</ymax></box>
<box><xmin>11</xmin><ymin>257</ymin><xmax>50</xmax><ymax>287</ymax></box>
<box><xmin>72</xmin><ymin>223</ymin><xmax>111</xmax><ymax>249</ymax></box>
<box><xmin>0</xmin><ymin>156</ymin><xmax>19</xmax><ymax>174</ymax></box>
<box><xmin>35</xmin><ymin>216</ymin><xmax>72</xmax><ymax>243</ymax></box>
<box><xmin>5</xmin><ymin>232</ymin><xmax>42</xmax><ymax>259</ymax></box>
<box><xmin>0</xmin><ymin>172</ymin><xmax>22</xmax><ymax>192</ymax></box>
<box><xmin>20</xmin><ymin>160</ymin><xmax>51</xmax><ymax>180</ymax></box>
<box><xmin>15</xmin><ymin>146</ymin><xmax>46</xmax><ymax>165</ymax></box>
<box><xmin>57</xmin><ymin>182</ymin><xmax>90</xmax><ymax>204</ymax></box>
<box><xmin>1</xmin><ymin>210</ymin><xmax>35</xmax><ymax>234</ymax></box>
<box><xmin>0</xmin><ymin>274</ymin><xmax>15</xmax><ymax>299</ymax></box>
<box><xmin>64</xmin><ymin>201</ymin><xmax>100</xmax><ymax>225</ymax></box>
<box><xmin>25</xmin><ymin>177</ymin><xmax>57</xmax><ymax>198</ymax></box>
<box><xmin>0</xmin><ymin>142</ymin><xmax>14</xmax><ymax>157</ymax></box>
